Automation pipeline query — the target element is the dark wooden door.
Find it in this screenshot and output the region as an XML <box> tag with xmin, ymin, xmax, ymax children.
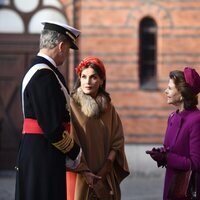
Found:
<box><xmin>0</xmin><ymin>34</ymin><xmax>39</xmax><ymax>169</ymax></box>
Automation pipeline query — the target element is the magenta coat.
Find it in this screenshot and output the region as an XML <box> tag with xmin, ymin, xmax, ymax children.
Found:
<box><xmin>163</xmin><ymin>108</ymin><xmax>200</xmax><ymax>199</ymax></box>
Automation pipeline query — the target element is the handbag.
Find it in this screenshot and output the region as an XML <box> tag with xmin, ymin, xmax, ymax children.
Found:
<box><xmin>188</xmin><ymin>172</ymin><xmax>198</xmax><ymax>200</ymax></box>
<box><xmin>89</xmin><ymin>180</ymin><xmax>112</xmax><ymax>199</ymax></box>
<box><xmin>167</xmin><ymin>170</ymin><xmax>197</xmax><ymax>200</ymax></box>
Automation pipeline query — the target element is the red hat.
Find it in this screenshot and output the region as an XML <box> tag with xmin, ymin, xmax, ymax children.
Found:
<box><xmin>184</xmin><ymin>67</ymin><xmax>200</xmax><ymax>95</ymax></box>
<box><xmin>75</xmin><ymin>56</ymin><xmax>106</xmax><ymax>79</ymax></box>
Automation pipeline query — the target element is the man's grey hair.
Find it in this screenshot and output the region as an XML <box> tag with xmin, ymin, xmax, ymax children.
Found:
<box><xmin>40</xmin><ymin>29</ymin><xmax>67</xmax><ymax>49</ymax></box>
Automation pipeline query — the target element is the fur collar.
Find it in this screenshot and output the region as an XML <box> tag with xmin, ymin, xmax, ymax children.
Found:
<box><xmin>72</xmin><ymin>87</ymin><xmax>109</xmax><ymax>117</ymax></box>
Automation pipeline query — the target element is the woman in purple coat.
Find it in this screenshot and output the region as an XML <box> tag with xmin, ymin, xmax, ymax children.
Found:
<box><xmin>146</xmin><ymin>67</ymin><xmax>200</xmax><ymax>199</ymax></box>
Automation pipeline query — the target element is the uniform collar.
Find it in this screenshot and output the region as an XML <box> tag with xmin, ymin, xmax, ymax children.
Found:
<box><xmin>37</xmin><ymin>52</ymin><xmax>57</xmax><ymax>68</ymax></box>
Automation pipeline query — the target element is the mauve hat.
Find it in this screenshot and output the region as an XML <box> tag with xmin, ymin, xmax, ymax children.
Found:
<box><xmin>184</xmin><ymin>67</ymin><xmax>200</xmax><ymax>95</ymax></box>
<box><xmin>41</xmin><ymin>20</ymin><xmax>80</xmax><ymax>50</ymax></box>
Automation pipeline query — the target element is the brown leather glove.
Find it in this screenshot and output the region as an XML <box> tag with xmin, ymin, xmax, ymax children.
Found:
<box><xmin>97</xmin><ymin>159</ymin><xmax>113</xmax><ymax>180</ymax></box>
<box><xmin>92</xmin><ymin>159</ymin><xmax>114</xmax><ymax>198</ymax></box>
<box><xmin>82</xmin><ymin>171</ymin><xmax>101</xmax><ymax>188</ymax></box>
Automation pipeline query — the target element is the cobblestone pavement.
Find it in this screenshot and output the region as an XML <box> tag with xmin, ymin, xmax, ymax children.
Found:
<box><xmin>0</xmin><ymin>170</ymin><xmax>164</xmax><ymax>200</ymax></box>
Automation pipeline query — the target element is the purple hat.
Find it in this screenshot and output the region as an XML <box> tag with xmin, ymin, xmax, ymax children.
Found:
<box><xmin>184</xmin><ymin>67</ymin><xmax>200</xmax><ymax>95</ymax></box>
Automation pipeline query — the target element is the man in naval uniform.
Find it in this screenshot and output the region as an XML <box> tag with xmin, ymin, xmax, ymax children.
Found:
<box><xmin>15</xmin><ymin>21</ymin><xmax>81</xmax><ymax>200</ymax></box>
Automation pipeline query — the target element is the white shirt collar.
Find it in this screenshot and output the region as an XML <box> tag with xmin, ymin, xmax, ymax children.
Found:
<box><xmin>37</xmin><ymin>52</ymin><xmax>57</xmax><ymax>68</ymax></box>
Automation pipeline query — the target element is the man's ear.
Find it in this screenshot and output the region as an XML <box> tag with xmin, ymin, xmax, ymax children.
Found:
<box><xmin>58</xmin><ymin>41</ymin><xmax>64</xmax><ymax>52</ymax></box>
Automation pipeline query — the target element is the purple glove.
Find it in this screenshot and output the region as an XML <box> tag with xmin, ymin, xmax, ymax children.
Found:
<box><xmin>156</xmin><ymin>146</ymin><xmax>169</xmax><ymax>153</ymax></box>
<box><xmin>146</xmin><ymin>147</ymin><xmax>168</xmax><ymax>167</ymax></box>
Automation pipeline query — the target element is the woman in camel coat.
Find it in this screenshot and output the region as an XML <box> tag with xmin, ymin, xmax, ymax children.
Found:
<box><xmin>66</xmin><ymin>56</ymin><xmax>129</xmax><ymax>200</ymax></box>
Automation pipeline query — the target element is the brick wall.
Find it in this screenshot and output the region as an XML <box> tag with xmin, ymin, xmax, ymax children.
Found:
<box><xmin>64</xmin><ymin>0</ymin><xmax>200</xmax><ymax>144</ymax></box>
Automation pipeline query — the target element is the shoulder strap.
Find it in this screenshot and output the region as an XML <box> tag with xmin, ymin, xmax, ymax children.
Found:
<box><xmin>22</xmin><ymin>63</ymin><xmax>70</xmax><ymax>117</ymax></box>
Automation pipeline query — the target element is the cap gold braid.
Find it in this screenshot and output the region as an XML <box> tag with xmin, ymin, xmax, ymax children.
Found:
<box><xmin>66</xmin><ymin>31</ymin><xmax>75</xmax><ymax>42</ymax></box>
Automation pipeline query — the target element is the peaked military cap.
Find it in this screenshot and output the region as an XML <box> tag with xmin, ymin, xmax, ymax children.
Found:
<box><xmin>41</xmin><ymin>20</ymin><xmax>81</xmax><ymax>50</ymax></box>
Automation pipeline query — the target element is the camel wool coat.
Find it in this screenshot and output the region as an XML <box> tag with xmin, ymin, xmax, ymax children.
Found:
<box><xmin>67</xmin><ymin>88</ymin><xmax>130</xmax><ymax>200</ymax></box>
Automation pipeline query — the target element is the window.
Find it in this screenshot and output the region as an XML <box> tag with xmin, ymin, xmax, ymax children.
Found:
<box><xmin>139</xmin><ymin>17</ymin><xmax>157</xmax><ymax>90</ymax></box>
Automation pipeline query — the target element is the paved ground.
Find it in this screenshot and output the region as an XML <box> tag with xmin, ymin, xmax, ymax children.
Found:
<box><xmin>0</xmin><ymin>171</ymin><xmax>15</xmax><ymax>200</ymax></box>
<box><xmin>0</xmin><ymin>170</ymin><xmax>164</xmax><ymax>200</ymax></box>
<box><xmin>121</xmin><ymin>173</ymin><xmax>164</xmax><ymax>200</ymax></box>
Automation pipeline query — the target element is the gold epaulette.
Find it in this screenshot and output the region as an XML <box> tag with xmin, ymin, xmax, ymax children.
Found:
<box><xmin>52</xmin><ymin>131</ymin><xmax>74</xmax><ymax>154</ymax></box>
